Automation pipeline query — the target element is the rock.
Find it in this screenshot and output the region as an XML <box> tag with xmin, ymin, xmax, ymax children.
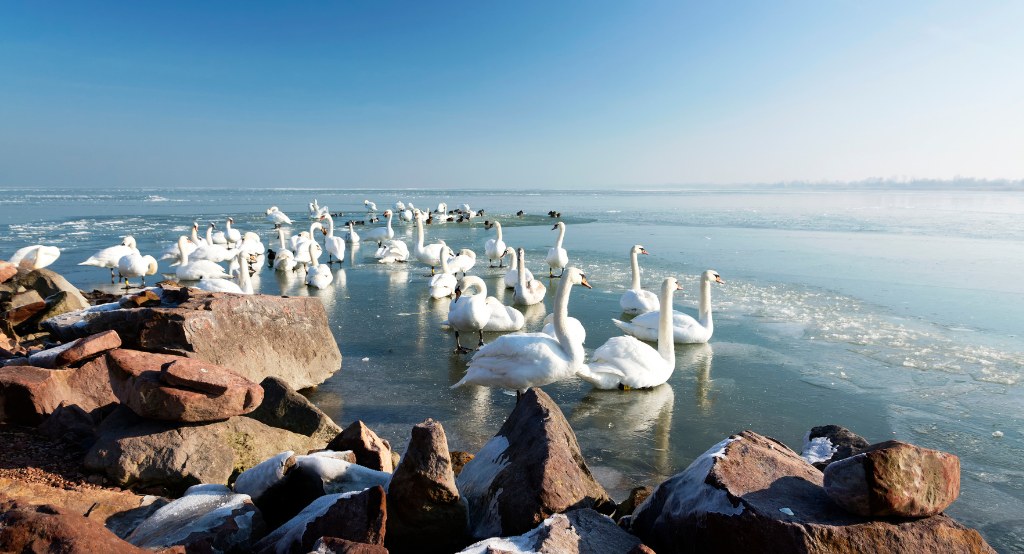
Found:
<box><xmin>118</xmin><ymin>289</ymin><xmax>161</xmax><ymax>308</ymax></box>
<box><xmin>106</xmin><ymin>348</ymin><xmax>263</xmax><ymax>422</ymax></box>
<box><xmin>4</xmin><ymin>300</ymin><xmax>45</xmax><ymax>327</ymax></box>
<box><xmin>38</xmin><ymin>403</ymin><xmax>101</xmax><ymax>449</ymax></box>
<box><xmin>16</xmin><ymin>268</ymin><xmax>90</xmax><ymax>308</ymax></box>
<box><xmin>127</xmin><ymin>484</ymin><xmax>264</xmax><ymax>552</ymax></box>
<box><xmin>0</xmin><ymin>327</ymin><xmax>15</xmax><ymax>352</ymax></box>
<box><xmin>248</xmin><ymin>376</ymin><xmax>342</xmax><ymax>443</ymax></box>
<box><xmin>0</xmin><ymin>495</ymin><xmax>152</xmax><ymax>553</ymax></box>
<box><xmin>27</xmin><ymin>291</ymin><xmax>91</xmax><ymax>329</ymax></box>
<box><xmin>457</xmin><ymin>508</ymin><xmax>643</xmax><ymax>554</ymax></box>
<box><xmin>0</xmin><ymin>260</ymin><xmax>16</xmax><ymax>283</ymax></box>
<box><xmin>824</xmin><ymin>440</ymin><xmax>961</xmax><ymax>517</ymax></box>
<box><xmin>0</xmin><ymin>361</ymin><xmax>116</xmax><ymax>425</ymax></box>
<box><xmin>311</xmin><ymin>536</ymin><xmax>389</xmax><ymax>553</ymax></box>
<box><xmin>27</xmin><ymin>330</ymin><xmax>122</xmax><ymax>369</ymax></box>
<box><xmin>628</xmin><ymin>430</ymin><xmax>995</xmax><ymax>554</ymax></box>
<box><xmin>327</xmin><ymin>420</ymin><xmax>395</xmax><ymax>472</ymax></box>
<box><xmin>233</xmin><ymin>450</ymin><xmax>298</xmax><ymax>502</ymax></box>
<box><xmin>85</xmin><ymin>406</ymin><xmax>320</xmax><ymax>493</ymax></box>
<box><xmin>386</xmin><ymin>418</ymin><xmax>468</xmax><ymax>553</ymax></box>
<box><xmin>9</xmin><ymin>289</ymin><xmax>44</xmax><ymax>310</ymax></box>
<box><xmin>44</xmin><ymin>288</ymin><xmax>341</xmax><ymax>390</ymax></box>
<box><xmin>613</xmin><ymin>486</ymin><xmax>652</xmax><ymax>522</ymax></box>
<box><xmin>802</xmin><ymin>424</ymin><xmax>870</xmax><ymax>470</ymax></box>
<box><xmin>449</xmin><ymin>451</ymin><xmax>474</xmax><ymax>477</ymax></box>
<box><xmin>457</xmin><ymin>388</ymin><xmax>615</xmax><ymax>540</ymax></box>
<box><xmin>252</xmin><ymin>486</ymin><xmax>387</xmax><ymax>554</ymax></box>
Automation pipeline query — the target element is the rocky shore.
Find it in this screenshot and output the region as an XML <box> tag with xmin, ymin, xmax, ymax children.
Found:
<box><xmin>0</xmin><ymin>260</ymin><xmax>996</xmax><ymax>553</ymax></box>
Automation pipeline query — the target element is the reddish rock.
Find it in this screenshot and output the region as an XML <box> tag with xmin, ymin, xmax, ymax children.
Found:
<box><xmin>802</xmin><ymin>424</ymin><xmax>871</xmax><ymax>470</ymax></box>
<box><xmin>5</xmin><ymin>300</ymin><xmax>45</xmax><ymax>326</ymax></box>
<box><xmin>386</xmin><ymin>419</ymin><xmax>468</xmax><ymax>553</ymax></box>
<box><xmin>27</xmin><ymin>330</ymin><xmax>122</xmax><ymax>369</ymax></box>
<box><xmin>311</xmin><ymin>537</ymin><xmax>389</xmax><ymax>553</ymax></box>
<box><xmin>457</xmin><ymin>509</ymin><xmax>644</xmax><ymax>554</ymax></box>
<box><xmin>44</xmin><ymin>288</ymin><xmax>342</xmax><ymax>390</ymax></box>
<box><xmin>613</xmin><ymin>486</ymin><xmax>653</xmax><ymax>521</ymax></box>
<box><xmin>0</xmin><ymin>496</ymin><xmax>151</xmax><ymax>554</ymax></box>
<box><xmin>252</xmin><ymin>486</ymin><xmax>387</xmax><ymax>554</ymax></box>
<box><xmin>449</xmin><ymin>450</ymin><xmax>474</xmax><ymax>477</ymax></box>
<box><xmin>0</xmin><ymin>260</ymin><xmax>16</xmax><ymax>283</ymax></box>
<box><xmin>457</xmin><ymin>388</ymin><xmax>615</xmax><ymax>540</ymax></box>
<box><xmin>106</xmin><ymin>348</ymin><xmax>263</xmax><ymax>422</ymax></box>
<box><xmin>118</xmin><ymin>289</ymin><xmax>162</xmax><ymax>308</ymax></box>
<box><xmin>15</xmin><ymin>269</ymin><xmax>90</xmax><ymax>310</ymax></box>
<box><xmin>247</xmin><ymin>376</ymin><xmax>342</xmax><ymax>443</ymax></box>
<box><xmin>628</xmin><ymin>430</ymin><xmax>995</xmax><ymax>554</ymax></box>
<box><xmin>824</xmin><ymin>440</ymin><xmax>961</xmax><ymax>517</ymax></box>
<box><xmin>328</xmin><ymin>420</ymin><xmax>395</xmax><ymax>472</ymax></box>
<box><xmin>0</xmin><ymin>328</ymin><xmax>15</xmax><ymax>352</ymax></box>
<box><xmin>9</xmin><ymin>289</ymin><xmax>44</xmax><ymax>310</ymax></box>
<box><xmin>0</xmin><ymin>362</ymin><xmax>116</xmax><ymax>425</ymax></box>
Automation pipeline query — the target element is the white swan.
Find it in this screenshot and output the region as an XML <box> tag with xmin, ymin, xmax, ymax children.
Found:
<box><xmin>80</xmin><ymin>236</ymin><xmax>138</xmax><ymax>282</ymax></box>
<box><xmin>541</xmin><ymin>312</ymin><xmax>585</xmax><ymax>346</ymax></box>
<box><xmin>194</xmin><ymin>250</ymin><xmax>254</xmax><ymax>294</ymax></box>
<box><xmin>451</xmin><ymin>267</ymin><xmax>592</xmax><ymax>395</ymax></box>
<box><xmin>374</xmin><ymin>239</ymin><xmax>409</xmax><ymax>264</ymax></box>
<box><xmin>414</xmin><ymin>211</ymin><xmax>448</xmax><ymax>274</ymax></box>
<box><xmin>8</xmin><ymin>244</ymin><xmax>61</xmax><ymax>270</ymax></box>
<box><xmin>513</xmin><ymin>248</ymin><xmax>546</xmax><ymax>306</ymax></box>
<box><xmin>546</xmin><ymin>221</ymin><xmax>569</xmax><ymax>277</ymax></box>
<box><xmin>174</xmin><ymin>236</ymin><xmax>230</xmax><ymax>281</ymax></box>
<box><xmin>502</xmin><ymin>247</ymin><xmax>530</xmax><ymax>289</ymax></box>
<box><xmin>620</xmin><ymin>245</ymin><xmax>659</xmax><ymax>315</ymax></box>
<box><xmin>292</xmin><ymin>222</ymin><xmax>323</xmax><ymax>269</ymax></box>
<box><xmin>447</xmin><ymin>248</ymin><xmax>477</xmax><ymax>277</ymax></box>
<box><xmin>211</xmin><ymin>217</ymin><xmax>241</xmax><ymax>246</ymax></box>
<box><xmin>160</xmin><ymin>224</ymin><xmax>201</xmax><ymax>260</ymax></box>
<box><xmin>361</xmin><ymin>210</ymin><xmax>394</xmax><ymax>246</ymax></box>
<box><xmin>395</xmin><ymin>200</ymin><xmax>406</xmax><ymax>212</ymax></box>
<box><xmin>613</xmin><ymin>269</ymin><xmax>724</xmax><ymax>343</ymax></box>
<box><xmin>364</xmin><ymin>199</ymin><xmax>378</xmax><ymax>213</ymax></box>
<box><xmin>117</xmin><ymin>252</ymin><xmax>158</xmax><ymax>289</ymax></box>
<box><xmin>435</xmin><ymin>202</ymin><xmax>448</xmax><ymax>214</ymax></box>
<box><xmin>578</xmin><ymin>277</ymin><xmax>682</xmax><ymax>389</ymax></box>
<box><xmin>265</xmin><ymin>206</ymin><xmax>293</xmax><ymax>227</ymax></box>
<box><xmin>189</xmin><ymin>229</ymin><xmax>236</xmax><ymax>263</ymax></box>
<box><xmin>447</xmin><ymin>278</ymin><xmax>491</xmax><ymax>353</ymax></box>
<box><xmin>484</xmin><ymin>221</ymin><xmax>507</xmax><ymax>267</ymax></box>
<box><xmin>272</xmin><ymin>228</ymin><xmax>297</xmax><ymax>272</ymax></box>
<box><xmin>320</xmin><ymin>213</ymin><xmax>346</xmax><ymax>264</ymax></box>
<box><xmin>343</xmin><ymin>221</ymin><xmax>360</xmax><ymax>244</ymax></box>
<box><xmin>457</xmin><ymin>275</ymin><xmax>525</xmax><ymax>333</ymax></box>
<box><xmin>428</xmin><ymin>247</ymin><xmax>458</xmax><ymax>299</ymax></box>
<box><xmin>304</xmin><ymin>241</ymin><xmax>332</xmax><ymax>289</ymax></box>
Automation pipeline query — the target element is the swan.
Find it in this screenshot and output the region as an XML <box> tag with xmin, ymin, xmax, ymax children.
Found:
<box><xmin>620</xmin><ymin>245</ymin><xmax>659</xmax><ymax>315</ymax></box>
<box><xmin>116</xmin><ymin>252</ymin><xmax>158</xmax><ymax>289</ymax></box>
<box><xmin>80</xmin><ymin>236</ymin><xmax>138</xmax><ymax>282</ymax></box>
<box><xmin>451</xmin><ymin>267</ymin><xmax>592</xmax><ymax>396</ymax></box>
<box><xmin>364</xmin><ymin>199</ymin><xmax>378</xmax><ymax>213</ymax></box>
<box><xmin>447</xmin><ymin>279</ymin><xmax>491</xmax><ymax>353</ymax></box>
<box><xmin>160</xmin><ymin>223</ymin><xmax>201</xmax><ymax>260</ymax></box>
<box><xmin>174</xmin><ymin>236</ymin><xmax>231</xmax><ymax>281</ymax></box>
<box><xmin>304</xmin><ymin>242</ymin><xmax>332</xmax><ymax>289</ymax></box>
<box><xmin>414</xmin><ymin>210</ymin><xmax>448</xmax><ymax>274</ymax></box>
<box><xmin>211</xmin><ymin>218</ymin><xmax>239</xmax><ymax>246</ymax></box>
<box><xmin>292</xmin><ymin>222</ymin><xmax>324</xmax><ymax>270</ymax></box>
<box><xmin>484</xmin><ymin>221</ymin><xmax>507</xmax><ymax>267</ymax></box>
<box><xmin>546</xmin><ymin>221</ymin><xmax>569</xmax><ymax>278</ymax></box>
<box><xmin>320</xmin><ymin>213</ymin><xmax>346</xmax><ymax>264</ymax></box>
<box><xmin>343</xmin><ymin>221</ymin><xmax>360</xmax><ymax>244</ymax></box>
<box><xmin>447</xmin><ymin>248</ymin><xmax>477</xmax><ymax>277</ymax></box>
<box><xmin>265</xmin><ymin>206</ymin><xmax>293</xmax><ymax>227</ymax></box>
<box><xmin>374</xmin><ymin>239</ymin><xmax>409</xmax><ymax>263</ymax></box>
<box><xmin>453</xmin><ymin>276</ymin><xmax>525</xmax><ymax>333</ymax></box>
<box><xmin>578</xmin><ymin>277</ymin><xmax>682</xmax><ymax>390</ymax></box>
<box><xmin>395</xmin><ymin>200</ymin><xmax>406</xmax><ymax>212</ymax></box>
<box><xmin>502</xmin><ymin>247</ymin><xmax>533</xmax><ymax>289</ymax></box>
<box><xmin>272</xmin><ymin>228</ymin><xmax>297</xmax><ymax>272</ymax></box>
<box><xmin>435</xmin><ymin>202</ymin><xmax>448</xmax><ymax>214</ymax></box>
<box><xmin>513</xmin><ymin>248</ymin><xmax>546</xmax><ymax>306</ymax></box>
<box><xmin>189</xmin><ymin>229</ymin><xmax>236</xmax><ymax>263</ymax></box>
<box><xmin>194</xmin><ymin>250</ymin><xmax>254</xmax><ymax>294</ymax></box>
<box><xmin>613</xmin><ymin>269</ymin><xmax>724</xmax><ymax>343</ymax></box>
<box><xmin>428</xmin><ymin>247</ymin><xmax>458</xmax><ymax>299</ymax></box>
<box><xmin>361</xmin><ymin>210</ymin><xmax>394</xmax><ymax>246</ymax></box>
<box><xmin>8</xmin><ymin>244</ymin><xmax>61</xmax><ymax>270</ymax></box>
<box><xmin>399</xmin><ymin>204</ymin><xmax>414</xmax><ymax>223</ymax></box>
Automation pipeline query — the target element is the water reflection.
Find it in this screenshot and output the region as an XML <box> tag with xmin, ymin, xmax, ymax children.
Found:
<box><xmin>348</xmin><ymin>243</ymin><xmax>361</xmax><ymax>266</ymax></box>
<box><xmin>679</xmin><ymin>343</ymin><xmax>714</xmax><ymax>415</ymax></box>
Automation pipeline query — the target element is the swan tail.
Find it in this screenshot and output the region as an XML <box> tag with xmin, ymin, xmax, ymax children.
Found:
<box><xmin>611</xmin><ymin>319</ymin><xmax>631</xmax><ymax>333</ymax></box>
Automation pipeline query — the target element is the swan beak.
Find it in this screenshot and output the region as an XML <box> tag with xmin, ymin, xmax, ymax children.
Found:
<box><xmin>580</xmin><ymin>276</ymin><xmax>593</xmax><ymax>289</ymax></box>
<box><xmin>551</xmin><ymin>224</ymin><xmax>558</xmax><ymax>230</ymax></box>
<box><xmin>641</xmin><ymin>249</ymin><xmax>649</xmax><ymax>255</ymax></box>
<box><xmin>715</xmin><ymin>275</ymin><xmax>725</xmax><ymax>284</ymax></box>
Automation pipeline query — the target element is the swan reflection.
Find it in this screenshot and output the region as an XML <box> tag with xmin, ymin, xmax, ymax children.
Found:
<box><xmin>679</xmin><ymin>343</ymin><xmax>714</xmax><ymax>415</ymax></box>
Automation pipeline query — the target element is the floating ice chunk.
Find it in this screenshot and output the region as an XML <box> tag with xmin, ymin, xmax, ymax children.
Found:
<box><xmin>362</xmin><ymin>357</ymin><xmax>370</xmax><ymax>362</ymax></box>
<box><xmin>992</xmin><ymin>431</ymin><xmax>1004</xmax><ymax>438</ymax></box>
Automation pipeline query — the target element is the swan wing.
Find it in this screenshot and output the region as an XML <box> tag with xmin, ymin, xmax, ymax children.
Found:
<box><xmin>456</xmin><ymin>333</ymin><xmax>572</xmax><ymax>389</ymax></box>
<box><xmin>588</xmin><ymin>336</ymin><xmax>669</xmax><ymax>389</ymax></box>
<box><xmin>620</xmin><ymin>289</ymin><xmax>659</xmax><ymax>315</ymax></box>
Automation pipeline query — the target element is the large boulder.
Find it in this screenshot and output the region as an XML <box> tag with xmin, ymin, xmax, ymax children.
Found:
<box><xmin>127</xmin><ymin>484</ymin><xmax>264</xmax><ymax>552</ymax></box>
<box><xmin>0</xmin><ymin>260</ymin><xmax>16</xmax><ymax>283</ymax></box>
<box><xmin>27</xmin><ymin>330</ymin><xmax>122</xmax><ymax>369</ymax></box>
<box><xmin>0</xmin><ymin>496</ymin><xmax>152</xmax><ymax>554</ymax></box>
<box><xmin>85</xmin><ymin>406</ymin><xmax>321</xmax><ymax>493</ymax></box>
<box><xmin>824</xmin><ymin>440</ymin><xmax>960</xmax><ymax>517</ymax></box>
<box><xmin>801</xmin><ymin>424</ymin><xmax>870</xmax><ymax>470</ymax></box>
<box><xmin>0</xmin><ymin>360</ymin><xmax>116</xmax><ymax>425</ymax></box>
<box><xmin>386</xmin><ymin>418</ymin><xmax>468</xmax><ymax>553</ymax></box>
<box><xmin>248</xmin><ymin>376</ymin><xmax>342</xmax><ymax>443</ymax></box>
<box><xmin>44</xmin><ymin>287</ymin><xmax>342</xmax><ymax>390</ymax></box>
<box><xmin>16</xmin><ymin>268</ymin><xmax>90</xmax><ymax>309</ymax></box>
<box><xmin>252</xmin><ymin>486</ymin><xmax>387</xmax><ymax>554</ymax></box>
<box><xmin>457</xmin><ymin>508</ymin><xmax>644</xmax><ymax>554</ymax></box>
<box><xmin>628</xmin><ymin>430</ymin><xmax>995</xmax><ymax>554</ymax></box>
<box><xmin>327</xmin><ymin>420</ymin><xmax>395</xmax><ymax>472</ymax></box>
<box><xmin>456</xmin><ymin>388</ymin><xmax>615</xmax><ymax>540</ymax></box>
<box><xmin>106</xmin><ymin>348</ymin><xmax>263</xmax><ymax>423</ymax></box>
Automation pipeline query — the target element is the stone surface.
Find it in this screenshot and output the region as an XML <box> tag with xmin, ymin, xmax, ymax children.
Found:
<box><xmin>457</xmin><ymin>509</ymin><xmax>643</xmax><ymax>554</ymax></box>
<box><xmin>0</xmin><ymin>495</ymin><xmax>152</xmax><ymax>554</ymax></box>
<box><xmin>0</xmin><ymin>361</ymin><xmax>116</xmax><ymax>425</ymax></box>
<box><xmin>28</xmin><ymin>291</ymin><xmax>91</xmax><ymax>329</ymax></box>
<box><xmin>457</xmin><ymin>388</ymin><xmax>615</xmax><ymax>540</ymax></box>
<box><xmin>311</xmin><ymin>536</ymin><xmax>390</xmax><ymax>553</ymax></box>
<box><xmin>252</xmin><ymin>486</ymin><xmax>387</xmax><ymax>554</ymax></box>
<box><xmin>628</xmin><ymin>430</ymin><xmax>995</xmax><ymax>554</ymax></box>
<box><xmin>27</xmin><ymin>330</ymin><xmax>122</xmax><ymax>369</ymax></box>
<box><xmin>9</xmin><ymin>289</ymin><xmax>44</xmax><ymax>310</ymax></box>
<box><xmin>0</xmin><ymin>260</ymin><xmax>16</xmax><ymax>283</ymax></box>
<box><xmin>450</xmin><ymin>450</ymin><xmax>474</xmax><ymax>477</ymax></box>
<box><xmin>802</xmin><ymin>424</ymin><xmax>871</xmax><ymax>470</ymax></box>
<box><xmin>127</xmin><ymin>484</ymin><xmax>264</xmax><ymax>552</ymax></box>
<box><xmin>17</xmin><ymin>268</ymin><xmax>91</xmax><ymax>309</ymax></box>
<box><xmin>106</xmin><ymin>348</ymin><xmax>263</xmax><ymax>422</ymax></box>
<box><xmin>44</xmin><ymin>288</ymin><xmax>342</xmax><ymax>390</ymax></box>
<box><xmin>824</xmin><ymin>440</ymin><xmax>961</xmax><ymax>517</ymax></box>
<box><xmin>85</xmin><ymin>406</ymin><xmax>320</xmax><ymax>494</ymax></box>
<box><xmin>328</xmin><ymin>419</ymin><xmax>395</xmax><ymax>472</ymax></box>
<box><xmin>248</xmin><ymin>376</ymin><xmax>342</xmax><ymax>443</ymax></box>
<box><xmin>613</xmin><ymin>486</ymin><xmax>652</xmax><ymax>522</ymax></box>
<box><xmin>5</xmin><ymin>300</ymin><xmax>45</xmax><ymax>327</ymax></box>
<box><xmin>386</xmin><ymin>418</ymin><xmax>468</xmax><ymax>553</ymax></box>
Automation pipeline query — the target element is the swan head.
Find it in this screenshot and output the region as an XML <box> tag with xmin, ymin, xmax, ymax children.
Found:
<box><xmin>632</xmin><ymin>244</ymin><xmax>649</xmax><ymax>256</ymax></box>
<box><xmin>565</xmin><ymin>267</ymin><xmax>592</xmax><ymax>289</ymax></box>
<box><xmin>228</xmin><ymin>217</ymin><xmax>235</xmax><ymax>224</ymax></box>
<box><xmin>551</xmin><ymin>221</ymin><xmax>565</xmax><ymax>231</ymax></box>
<box><xmin>703</xmin><ymin>269</ymin><xmax>724</xmax><ymax>284</ymax></box>
<box><xmin>663</xmin><ymin>276</ymin><xmax>683</xmax><ymax>292</ymax></box>
<box><xmin>122</xmin><ymin>236</ymin><xmax>137</xmax><ymax>248</ymax></box>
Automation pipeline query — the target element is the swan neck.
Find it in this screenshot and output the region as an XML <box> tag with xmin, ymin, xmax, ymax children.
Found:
<box><xmin>495</xmin><ymin>222</ymin><xmax>503</xmax><ymax>241</ymax></box>
<box><xmin>415</xmin><ymin>216</ymin><xmax>425</xmax><ymax>249</ymax></box>
<box><xmin>630</xmin><ymin>250</ymin><xmax>641</xmax><ymax>290</ymax></box>
<box><xmin>658</xmin><ymin>281</ymin><xmax>676</xmax><ymax>364</ymax></box>
<box><xmin>278</xmin><ymin>229</ymin><xmax>287</xmax><ymax>250</ymax></box>
<box><xmin>309</xmin><ymin>243</ymin><xmax>319</xmax><ymax>268</ymax></box>
<box><xmin>325</xmin><ymin>214</ymin><xmax>335</xmax><ymax>236</ymax></box>
<box><xmin>698</xmin><ymin>278</ymin><xmax>713</xmax><ymax>328</ymax></box>
<box><xmin>552</xmin><ymin>277</ymin><xmax>582</xmax><ymax>363</ymax></box>
<box><xmin>178</xmin><ymin>237</ymin><xmax>190</xmax><ymax>265</ymax></box>
<box><xmin>555</xmin><ymin>224</ymin><xmax>565</xmax><ymax>248</ymax></box>
<box><xmin>517</xmin><ymin>251</ymin><xmax>527</xmax><ymax>286</ymax></box>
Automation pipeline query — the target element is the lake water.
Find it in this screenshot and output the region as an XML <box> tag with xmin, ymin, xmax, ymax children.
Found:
<box><xmin>2</xmin><ymin>186</ymin><xmax>1022</xmax><ymax>551</ymax></box>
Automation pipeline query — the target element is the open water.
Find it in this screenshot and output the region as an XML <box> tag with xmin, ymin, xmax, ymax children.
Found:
<box><xmin>1</xmin><ymin>185</ymin><xmax>1022</xmax><ymax>551</ymax></box>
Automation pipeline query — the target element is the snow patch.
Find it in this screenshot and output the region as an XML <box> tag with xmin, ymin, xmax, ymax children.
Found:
<box><xmin>233</xmin><ymin>450</ymin><xmax>294</xmax><ymax>501</ymax></box>
<box><xmin>801</xmin><ymin>436</ymin><xmax>836</xmax><ymax>464</ymax></box>
<box><xmin>456</xmin><ymin>435</ymin><xmax>511</xmax><ymax>539</ymax></box>
<box><xmin>294</xmin><ymin>451</ymin><xmax>391</xmax><ymax>494</ymax></box>
<box><xmin>127</xmin><ymin>484</ymin><xmax>253</xmax><ymax>549</ymax></box>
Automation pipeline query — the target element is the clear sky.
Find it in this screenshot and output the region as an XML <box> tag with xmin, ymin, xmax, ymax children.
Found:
<box><xmin>1</xmin><ymin>1</ymin><xmax>1022</xmax><ymax>189</ymax></box>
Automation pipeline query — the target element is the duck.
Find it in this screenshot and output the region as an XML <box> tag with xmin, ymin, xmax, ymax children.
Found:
<box><xmin>116</xmin><ymin>252</ymin><xmax>159</xmax><ymax>289</ymax></box>
<box><xmin>80</xmin><ymin>236</ymin><xmax>138</xmax><ymax>283</ymax></box>
<box><xmin>513</xmin><ymin>248</ymin><xmax>546</xmax><ymax>306</ymax></box>
<box><xmin>620</xmin><ymin>245</ymin><xmax>659</xmax><ymax>315</ymax></box>
<box><xmin>578</xmin><ymin>277</ymin><xmax>683</xmax><ymax>389</ymax></box>
<box><xmin>484</xmin><ymin>221</ymin><xmax>507</xmax><ymax>267</ymax></box>
<box><xmin>414</xmin><ymin>210</ymin><xmax>448</xmax><ymax>274</ymax></box>
<box><xmin>272</xmin><ymin>228</ymin><xmax>297</xmax><ymax>272</ymax></box>
<box><xmin>502</xmin><ymin>247</ymin><xmax>533</xmax><ymax>289</ymax></box>
<box><xmin>374</xmin><ymin>239</ymin><xmax>409</xmax><ymax>264</ymax></box>
<box><xmin>447</xmin><ymin>279</ymin><xmax>491</xmax><ymax>354</ymax></box>
<box><xmin>546</xmin><ymin>221</ymin><xmax>569</xmax><ymax>278</ymax></box>
<box><xmin>8</xmin><ymin>244</ymin><xmax>61</xmax><ymax>270</ymax></box>
<box><xmin>613</xmin><ymin>269</ymin><xmax>724</xmax><ymax>343</ymax></box>
<box><xmin>451</xmin><ymin>267</ymin><xmax>592</xmax><ymax>397</ymax></box>
<box><xmin>265</xmin><ymin>206</ymin><xmax>293</xmax><ymax>228</ymax></box>
<box><xmin>360</xmin><ymin>210</ymin><xmax>394</xmax><ymax>246</ymax></box>
<box><xmin>428</xmin><ymin>247</ymin><xmax>458</xmax><ymax>299</ymax></box>
<box><xmin>174</xmin><ymin>236</ymin><xmax>231</xmax><ymax>281</ymax></box>
<box><xmin>304</xmin><ymin>242</ymin><xmax>333</xmax><ymax>289</ymax></box>
<box><xmin>320</xmin><ymin>213</ymin><xmax>346</xmax><ymax>264</ymax></box>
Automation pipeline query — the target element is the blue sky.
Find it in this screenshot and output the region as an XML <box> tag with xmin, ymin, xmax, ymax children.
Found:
<box><xmin>1</xmin><ymin>1</ymin><xmax>1021</xmax><ymax>188</ymax></box>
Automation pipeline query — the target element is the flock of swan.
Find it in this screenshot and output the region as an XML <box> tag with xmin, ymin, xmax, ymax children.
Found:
<box><xmin>9</xmin><ymin>198</ymin><xmax>724</xmax><ymax>398</ymax></box>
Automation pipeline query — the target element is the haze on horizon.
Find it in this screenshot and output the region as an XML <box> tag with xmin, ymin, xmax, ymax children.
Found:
<box><xmin>1</xmin><ymin>1</ymin><xmax>1022</xmax><ymax>190</ymax></box>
